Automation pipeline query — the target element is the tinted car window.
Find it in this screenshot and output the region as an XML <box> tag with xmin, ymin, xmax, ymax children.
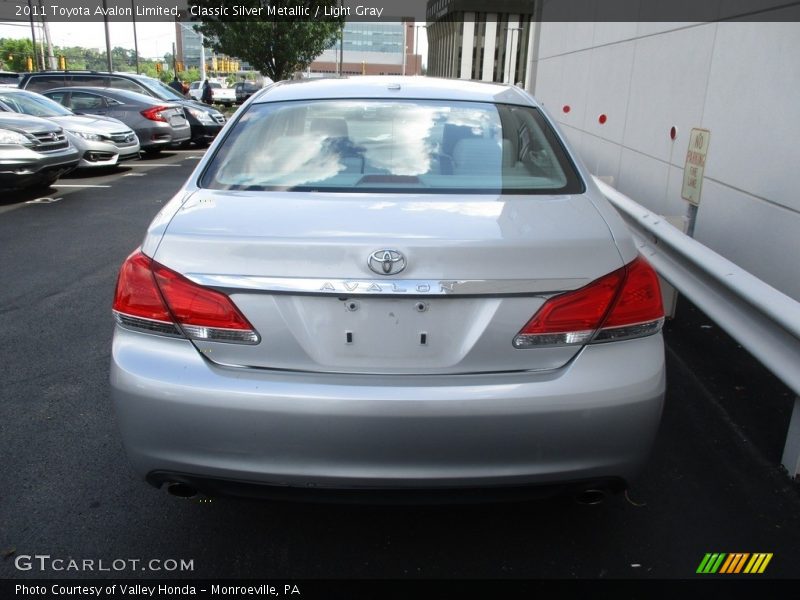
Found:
<box><xmin>0</xmin><ymin>73</ymin><xmax>20</xmax><ymax>85</ymax></box>
<box><xmin>71</xmin><ymin>75</ymin><xmax>109</xmax><ymax>87</ymax></box>
<box><xmin>201</xmin><ymin>100</ymin><xmax>584</xmax><ymax>194</ymax></box>
<box><xmin>109</xmin><ymin>77</ymin><xmax>150</xmax><ymax>94</ymax></box>
<box><xmin>69</xmin><ymin>91</ymin><xmax>106</xmax><ymax>111</ymax></box>
<box><xmin>24</xmin><ymin>75</ymin><xmax>67</xmax><ymax>92</ymax></box>
<box><xmin>139</xmin><ymin>77</ymin><xmax>186</xmax><ymax>101</ymax></box>
<box><xmin>45</xmin><ymin>91</ymin><xmax>67</xmax><ymax>104</ymax></box>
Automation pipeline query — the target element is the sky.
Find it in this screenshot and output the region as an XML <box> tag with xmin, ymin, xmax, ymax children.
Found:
<box><xmin>0</xmin><ymin>19</ymin><xmax>429</xmax><ymax>66</ymax></box>
<box><xmin>0</xmin><ymin>20</ymin><xmax>176</xmax><ymax>59</ymax></box>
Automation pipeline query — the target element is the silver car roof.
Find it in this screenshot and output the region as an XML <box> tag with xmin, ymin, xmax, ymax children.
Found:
<box><xmin>252</xmin><ymin>76</ymin><xmax>538</xmax><ymax>107</ymax></box>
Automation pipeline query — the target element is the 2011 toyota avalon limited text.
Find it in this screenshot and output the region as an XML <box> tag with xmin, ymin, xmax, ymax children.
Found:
<box><xmin>110</xmin><ymin>77</ymin><xmax>666</xmax><ymax>502</ymax></box>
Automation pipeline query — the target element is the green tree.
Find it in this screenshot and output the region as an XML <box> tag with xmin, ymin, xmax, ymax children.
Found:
<box><xmin>191</xmin><ymin>1</ymin><xmax>343</xmax><ymax>81</ymax></box>
<box><xmin>0</xmin><ymin>38</ymin><xmax>35</xmax><ymax>71</ymax></box>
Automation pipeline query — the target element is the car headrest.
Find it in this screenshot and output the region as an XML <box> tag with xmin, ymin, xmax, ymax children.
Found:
<box><xmin>310</xmin><ymin>117</ymin><xmax>348</xmax><ymax>138</ymax></box>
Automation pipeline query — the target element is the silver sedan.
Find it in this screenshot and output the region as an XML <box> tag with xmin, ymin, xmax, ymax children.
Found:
<box><xmin>43</xmin><ymin>87</ymin><xmax>191</xmax><ymax>154</ymax></box>
<box><xmin>0</xmin><ymin>88</ymin><xmax>139</xmax><ymax>168</ymax></box>
<box><xmin>110</xmin><ymin>77</ymin><xmax>666</xmax><ymax>502</ymax></box>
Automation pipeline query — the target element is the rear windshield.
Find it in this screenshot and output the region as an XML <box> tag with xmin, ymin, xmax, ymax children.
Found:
<box><xmin>136</xmin><ymin>76</ymin><xmax>185</xmax><ymax>101</ymax></box>
<box><xmin>200</xmin><ymin>99</ymin><xmax>584</xmax><ymax>194</ymax></box>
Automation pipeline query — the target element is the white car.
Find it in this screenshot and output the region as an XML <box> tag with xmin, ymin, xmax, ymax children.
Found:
<box><xmin>188</xmin><ymin>81</ymin><xmax>235</xmax><ymax>106</ymax></box>
<box><xmin>110</xmin><ymin>77</ymin><xmax>666</xmax><ymax>502</ymax></box>
<box><xmin>187</xmin><ymin>81</ymin><xmax>203</xmax><ymax>102</ymax></box>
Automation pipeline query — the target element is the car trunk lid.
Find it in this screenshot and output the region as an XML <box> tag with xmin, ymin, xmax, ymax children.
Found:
<box><xmin>151</xmin><ymin>190</ymin><xmax>623</xmax><ymax>374</ymax></box>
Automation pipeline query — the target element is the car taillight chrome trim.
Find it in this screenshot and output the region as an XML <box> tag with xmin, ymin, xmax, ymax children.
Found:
<box><xmin>592</xmin><ymin>318</ymin><xmax>665</xmax><ymax>343</ymax></box>
<box><xmin>113</xmin><ymin>311</ymin><xmax>182</xmax><ymax>337</ymax></box>
<box><xmin>513</xmin><ymin>330</ymin><xmax>596</xmax><ymax>348</ymax></box>
<box><xmin>180</xmin><ymin>324</ymin><xmax>260</xmax><ymax>344</ymax></box>
<box><xmin>114</xmin><ymin>310</ymin><xmax>260</xmax><ymax>344</ymax></box>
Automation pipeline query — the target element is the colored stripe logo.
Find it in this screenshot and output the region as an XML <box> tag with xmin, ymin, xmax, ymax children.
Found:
<box><xmin>696</xmin><ymin>553</ymin><xmax>773</xmax><ymax>574</ymax></box>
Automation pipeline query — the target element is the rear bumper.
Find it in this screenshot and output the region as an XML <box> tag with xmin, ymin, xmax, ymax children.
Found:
<box><xmin>111</xmin><ymin>328</ymin><xmax>665</xmax><ymax>493</ymax></box>
<box><xmin>137</xmin><ymin>122</ymin><xmax>190</xmax><ymax>149</ymax></box>
<box><xmin>188</xmin><ymin>121</ymin><xmax>223</xmax><ymax>142</ymax></box>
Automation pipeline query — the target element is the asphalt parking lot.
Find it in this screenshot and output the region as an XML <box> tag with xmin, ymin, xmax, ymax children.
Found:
<box><xmin>1</xmin><ymin>152</ymin><xmax>799</xmax><ymax>581</ymax></box>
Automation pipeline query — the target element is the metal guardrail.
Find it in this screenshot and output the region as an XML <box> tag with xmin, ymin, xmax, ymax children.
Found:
<box><xmin>593</xmin><ymin>176</ymin><xmax>800</xmax><ymax>479</ymax></box>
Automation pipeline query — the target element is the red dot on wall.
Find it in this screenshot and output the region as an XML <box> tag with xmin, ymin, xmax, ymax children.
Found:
<box><xmin>598</xmin><ymin>114</ymin><xmax>608</xmax><ymax>125</ymax></box>
<box><xmin>670</xmin><ymin>126</ymin><xmax>677</xmax><ymax>140</ymax></box>
<box><xmin>562</xmin><ymin>105</ymin><xmax>571</xmax><ymax>113</ymax></box>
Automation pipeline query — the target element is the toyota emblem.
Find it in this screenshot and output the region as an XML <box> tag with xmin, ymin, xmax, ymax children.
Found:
<box><xmin>368</xmin><ymin>249</ymin><xmax>406</xmax><ymax>276</ymax></box>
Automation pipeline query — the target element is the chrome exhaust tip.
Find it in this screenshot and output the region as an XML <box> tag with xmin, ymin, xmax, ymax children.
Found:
<box><xmin>575</xmin><ymin>488</ymin><xmax>606</xmax><ymax>505</ymax></box>
<box><xmin>165</xmin><ymin>482</ymin><xmax>199</xmax><ymax>499</ymax></box>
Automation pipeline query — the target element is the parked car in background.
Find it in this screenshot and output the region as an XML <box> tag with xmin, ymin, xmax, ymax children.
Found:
<box><xmin>234</xmin><ymin>81</ymin><xmax>260</xmax><ymax>104</ymax></box>
<box><xmin>0</xmin><ymin>88</ymin><xmax>140</xmax><ymax>168</ymax></box>
<box><xmin>0</xmin><ymin>112</ymin><xmax>79</xmax><ymax>190</ymax></box>
<box><xmin>0</xmin><ymin>71</ymin><xmax>21</xmax><ymax>88</ymax></box>
<box><xmin>187</xmin><ymin>81</ymin><xmax>202</xmax><ymax>102</ymax></box>
<box><xmin>110</xmin><ymin>77</ymin><xmax>666</xmax><ymax>502</ymax></box>
<box><xmin>188</xmin><ymin>81</ymin><xmax>235</xmax><ymax>106</ymax></box>
<box><xmin>19</xmin><ymin>71</ymin><xmax>225</xmax><ymax>147</ymax></box>
<box><xmin>211</xmin><ymin>83</ymin><xmax>236</xmax><ymax>106</ymax></box>
<box><xmin>43</xmin><ymin>87</ymin><xmax>190</xmax><ymax>154</ymax></box>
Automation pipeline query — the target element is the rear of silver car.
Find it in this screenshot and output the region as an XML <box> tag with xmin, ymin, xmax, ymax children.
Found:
<box><xmin>136</xmin><ymin>104</ymin><xmax>190</xmax><ymax>150</ymax></box>
<box><xmin>110</xmin><ymin>80</ymin><xmax>665</xmax><ymax>500</ymax></box>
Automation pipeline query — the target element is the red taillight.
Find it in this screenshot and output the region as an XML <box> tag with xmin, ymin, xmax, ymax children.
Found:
<box><xmin>152</xmin><ymin>262</ymin><xmax>253</xmax><ymax>331</ymax></box>
<box><xmin>602</xmin><ymin>256</ymin><xmax>664</xmax><ymax>328</ymax></box>
<box><xmin>514</xmin><ymin>256</ymin><xmax>664</xmax><ymax>347</ymax></box>
<box><xmin>140</xmin><ymin>105</ymin><xmax>171</xmax><ymax>122</ymax></box>
<box><xmin>518</xmin><ymin>268</ymin><xmax>624</xmax><ymax>337</ymax></box>
<box><xmin>112</xmin><ymin>250</ymin><xmax>259</xmax><ymax>343</ymax></box>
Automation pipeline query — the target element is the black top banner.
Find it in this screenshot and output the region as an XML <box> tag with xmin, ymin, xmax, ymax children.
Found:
<box><xmin>0</xmin><ymin>0</ymin><xmax>798</xmax><ymax>22</ymax></box>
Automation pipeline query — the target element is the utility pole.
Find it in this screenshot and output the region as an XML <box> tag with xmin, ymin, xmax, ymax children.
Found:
<box><xmin>27</xmin><ymin>0</ymin><xmax>39</xmax><ymax>70</ymax></box>
<box><xmin>102</xmin><ymin>0</ymin><xmax>113</xmax><ymax>72</ymax></box>
<box><xmin>131</xmin><ymin>0</ymin><xmax>140</xmax><ymax>73</ymax></box>
<box><xmin>38</xmin><ymin>0</ymin><xmax>55</xmax><ymax>69</ymax></box>
<box><xmin>199</xmin><ymin>32</ymin><xmax>206</xmax><ymax>81</ymax></box>
<box><xmin>337</xmin><ymin>27</ymin><xmax>343</xmax><ymax>76</ymax></box>
<box><xmin>172</xmin><ymin>42</ymin><xmax>177</xmax><ymax>78</ymax></box>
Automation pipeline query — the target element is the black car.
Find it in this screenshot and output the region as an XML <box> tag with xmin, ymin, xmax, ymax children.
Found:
<box><xmin>19</xmin><ymin>71</ymin><xmax>225</xmax><ymax>147</ymax></box>
<box><xmin>0</xmin><ymin>71</ymin><xmax>21</xmax><ymax>87</ymax></box>
<box><xmin>234</xmin><ymin>81</ymin><xmax>260</xmax><ymax>104</ymax></box>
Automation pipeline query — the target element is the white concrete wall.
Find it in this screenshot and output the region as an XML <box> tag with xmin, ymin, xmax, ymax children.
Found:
<box><xmin>530</xmin><ymin>16</ymin><xmax>800</xmax><ymax>302</ymax></box>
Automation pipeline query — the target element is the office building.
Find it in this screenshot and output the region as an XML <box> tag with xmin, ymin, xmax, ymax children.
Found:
<box><xmin>309</xmin><ymin>21</ymin><xmax>421</xmax><ymax>77</ymax></box>
<box><xmin>426</xmin><ymin>0</ymin><xmax>535</xmax><ymax>86</ymax></box>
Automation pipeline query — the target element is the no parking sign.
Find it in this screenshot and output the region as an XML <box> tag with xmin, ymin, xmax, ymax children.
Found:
<box><xmin>681</xmin><ymin>128</ymin><xmax>711</xmax><ymax>206</ymax></box>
